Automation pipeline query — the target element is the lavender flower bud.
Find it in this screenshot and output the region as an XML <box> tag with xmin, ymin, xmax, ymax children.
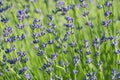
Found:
<box><xmin>102</xmin><ymin>20</ymin><xmax>111</xmax><ymax>27</ymax></box>
<box><xmin>17</xmin><ymin>10</ymin><xmax>26</xmax><ymax>20</ymax></box>
<box><xmin>104</xmin><ymin>11</ymin><xmax>112</xmax><ymax>17</ymax></box>
<box><xmin>85</xmin><ymin>21</ymin><xmax>94</xmax><ymax>28</ymax></box>
<box><xmin>24</xmin><ymin>74</ymin><xmax>32</xmax><ymax>80</ymax></box>
<box><xmin>104</xmin><ymin>1</ymin><xmax>112</xmax><ymax>7</ymax></box>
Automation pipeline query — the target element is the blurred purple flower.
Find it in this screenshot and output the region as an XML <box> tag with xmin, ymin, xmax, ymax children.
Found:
<box><xmin>17</xmin><ymin>10</ymin><xmax>26</xmax><ymax>20</ymax></box>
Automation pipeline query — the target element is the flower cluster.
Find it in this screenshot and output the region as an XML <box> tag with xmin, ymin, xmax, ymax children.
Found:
<box><xmin>0</xmin><ymin>0</ymin><xmax>120</xmax><ymax>80</ymax></box>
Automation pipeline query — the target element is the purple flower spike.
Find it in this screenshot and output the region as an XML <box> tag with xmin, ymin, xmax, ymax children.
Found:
<box><xmin>1</xmin><ymin>17</ymin><xmax>8</xmax><ymax>23</ymax></box>
<box><xmin>17</xmin><ymin>10</ymin><xmax>26</xmax><ymax>20</ymax></box>
<box><xmin>24</xmin><ymin>74</ymin><xmax>32</xmax><ymax>80</ymax></box>
<box><xmin>64</xmin><ymin>23</ymin><xmax>74</xmax><ymax>28</ymax></box>
<box><xmin>56</xmin><ymin>1</ymin><xmax>64</xmax><ymax>7</ymax></box>
<box><xmin>102</xmin><ymin>20</ymin><xmax>111</xmax><ymax>27</ymax></box>
<box><xmin>65</xmin><ymin>16</ymin><xmax>74</xmax><ymax>23</ymax></box>
<box><xmin>105</xmin><ymin>1</ymin><xmax>112</xmax><ymax>7</ymax></box>
<box><xmin>85</xmin><ymin>21</ymin><xmax>94</xmax><ymax>28</ymax></box>
<box><xmin>104</xmin><ymin>11</ymin><xmax>112</xmax><ymax>17</ymax></box>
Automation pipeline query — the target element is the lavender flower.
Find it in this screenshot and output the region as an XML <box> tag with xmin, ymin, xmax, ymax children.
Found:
<box><xmin>86</xmin><ymin>49</ymin><xmax>91</xmax><ymax>55</ymax></box>
<box><xmin>67</xmin><ymin>5</ymin><xmax>75</xmax><ymax>10</ymax></box>
<box><xmin>19</xmin><ymin>67</ymin><xmax>28</xmax><ymax>74</ymax></box>
<box><xmin>46</xmin><ymin>67</ymin><xmax>54</xmax><ymax>75</ymax></box>
<box><xmin>51</xmin><ymin>53</ymin><xmax>58</xmax><ymax>59</ymax></box>
<box><xmin>3</xmin><ymin>27</ymin><xmax>12</xmax><ymax>37</ymax></box>
<box><xmin>86</xmin><ymin>58</ymin><xmax>93</xmax><ymax>64</ymax></box>
<box><xmin>104</xmin><ymin>1</ymin><xmax>112</xmax><ymax>7</ymax></box>
<box><xmin>40</xmin><ymin>43</ymin><xmax>47</xmax><ymax>48</ymax></box>
<box><xmin>80</xmin><ymin>2</ymin><xmax>88</xmax><ymax>8</ymax></box>
<box><xmin>17</xmin><ymin>10</ymin><xmax>26</xmax><ymax>20</ymax></box>
<box><xmin>42</xmin><ymin>61</ymin><xmax>53</xmax><ymax>70</ymax></box>
<box><xmin>61</xmin><ymin>7</ymin><xmax>68</xmax><ymax>15</ymax></box>
<box><xmin>84</xmin><ymin>40</ymin><xmax>89</xmax><ymax>48</ymax></box>
<box><xmin>110</xmin><ymin>75</ymin><xmax>115</xmax><ymax>80</ymax></box>
<box><xmin>34</xmin><ymin>9</ymin><xmax>42</xmax><ymax>14</ymax></box>
<box><xmin>47</xmin><ymin>15</ymin><xmax>53</xmax><ymax>21</ymax></box>
<box><xmin>48</xmin><ymin>22</ymin><xmax>56</xmax><ymax>28</ymax></box>
<box><xmin>32</xmin><ymin>33</ymin><xmax>40</xmax><ymax>38</ymax></box>
<box><xmin>65</xmin><ymin>16</ymin><xmax>74</xmax><ymax>23</ymax></box>
<box><xmin>104</xmin><ymin>11</ymin><xmax>112</xmax><ymax>17</ymax></box>
<box><xmin>5</xmin><ymin>48</ymin><xmax>11</xmax><ymax>53</ymax></box>
<box><xmin>1</xmin><ymin>17</ymin><xmax>8</xmax><ymax>23</ymax></box>
<box><xmin>75</xmin><ymin>4</ymin><xmax>80</xmax><ymax>9</ymax></box>
<box><xmin>85</xmin><ymin>21</ymin><xmax>94</xmax><ymax>28</ymax></box>
<box><xmin>79</xmin><ymin>0</ymin><xmax>85</xmax><ymax>3</ymax></box>
<box><xmin>17</xmin><ymin>33</ymin><xmax>26</xmax><ymax>40</ymax></box>
<box><xmin>117</xmin><ymin>73</ymin><xmax>120</xmax><ymax>79</ymax></box>
<box><xmin>56</xmin><ymin>1</ymin><xmax>64</xmax><ymax>7</ymax></box>
<box><xmin>33</xmin><ymin>18</ymin><xmax>40</xmax><ymax>23</ymax></box>
<box><xmin>37</xmin><ymin>50</ymin><xmax>44</xmax><ymax>56</ymax></box>
<box><xmin>100</xmin><ymin>35</ymin><xmax>106</xmax><ymax>43</ymax></box>
<box><xmin>17</xmin><ymin>51</ymin><xmax>27</xmax><ymax>57</ymax></box>
<box><xmin>97</xmin><ymin>5</ymin><xmax>102</xmax><ymax>9</ymax></box>
<box><xmin>108</xmin><ymin>36</ymin><xmax>116</xmax><ymax>40</ymax></box>
<box><xmin>7</xmin><ymin>36</ymin><xmax>16</xmax><ymax>43</ymax></box>
<box><xmin>21</xmin><ymin>51</ymin><xmax>27</xmax><ymax>57</ymax></box>
<box><xmin>72</xmin><ymin>70</ymin><xmax>78</xmax><ymax>74</ymax></box>
<box><xmin>33</xmin><ymin>39</ymin><xmax>39</xmax><ymax>44</ymax></box>
<box><xmin>47</xmin><ymin>40</ymin><xmax>54</xmax><ymax>44</ymax></box>
<box><xmin>5</xmin><ymin>45</ymin><xmax>15</xmax><ymax>53</ymax></box>
<box><xmin>3</xmin><ymin>32</ymin><xmax>9</xmax><ymax>37</ymax></box>
<box><xmin>113</xmin><ymin>68</ymin><xmax>118</xmax><ymax>75</ymax></box>
<box><xmin>0</xmin><ymin>0</ymin><xmax>3</xmax><ymax>6</ymax></box>
<box><xmin>58</xmin><ymin>61</ymin><xmax>70</xmax><ymax>67</ymax></box>
<box><xmin>32</xmin><ymin>23</ymin><xmax>41</xmax><ymax>29</ymax></box>
<box><xmin>85</xmin><ymin>72</ymin><xmax>97</xmax><ymax>80</ymax></box>
<box><xmin>63</xmin><ymin>44</ymin><xmax>68</xmax><ymax>47</ymax></box>
<box><xmin>112</xmin><ymin>41</ymin><xmax>118</xmax><ymax>47</ymax></box>
<box><xmin>63</xmin><ymin>34</ymin><xmax>69</xmax><ymax>41</ymax></box>
<box><xmin>92</xmin><ymin>38</ymin><xmax>100</xmax><ymax>49</ymax></box>
<box><xmin>102</xmin><ymin>20</ymin><xmax>111</xmax><ymax>27</ymax></box>
<box><xmin>73</xmin><ymin>55</ymin><xmax>80</xmax><ymax>66</ymax></box>
<box><xmin>24</xmin><ymin>74</ymin><xmax>32</xmax><ymax>80</ymax></box>
<box><xmin>83</xmin><ymin>11</ymin><xmax>89</xmax><ymax>17</ymax></box>
<box><xmin>0</xmin><ymin>7</ymin><xmax>5</xmax><ymax>13</ymax></box>
<box><xmin>7</xmin><ymin>58</ymin><xmax>18</xmax><ymax>64</ymax></box>
<box><xmin>17</xmin><ymin>51</ymin><xmax>21</xmax><ymax>56</ymax></box>
<box><xmin>114</xmin><ymin>49</ymin><xmax>120</xmax><ymax>54</ymax></box>
<box><xmin>16</xmin><ymin>24</ymin><xmax>25</xmax><ymax>29</ymax></box>
<box><xmin>46</xmin><ymin>29</ymin><xmax>54</xmax><ymax>33</ymax></box>
<box><xmin>40</xmin><ymin>31</ymin><xmax>46</xmax><ymax>36</ymax></box>
<box><xmin>69</xmin><ymin>42</ymin><xmax>76</xmax><ymax>47</ymax></box>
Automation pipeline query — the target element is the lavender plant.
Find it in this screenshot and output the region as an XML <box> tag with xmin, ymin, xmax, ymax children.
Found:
<box><xmin>0</xmin><ymin>0</ymin><xmax>120</xmax><ymax>80</ymax></box>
